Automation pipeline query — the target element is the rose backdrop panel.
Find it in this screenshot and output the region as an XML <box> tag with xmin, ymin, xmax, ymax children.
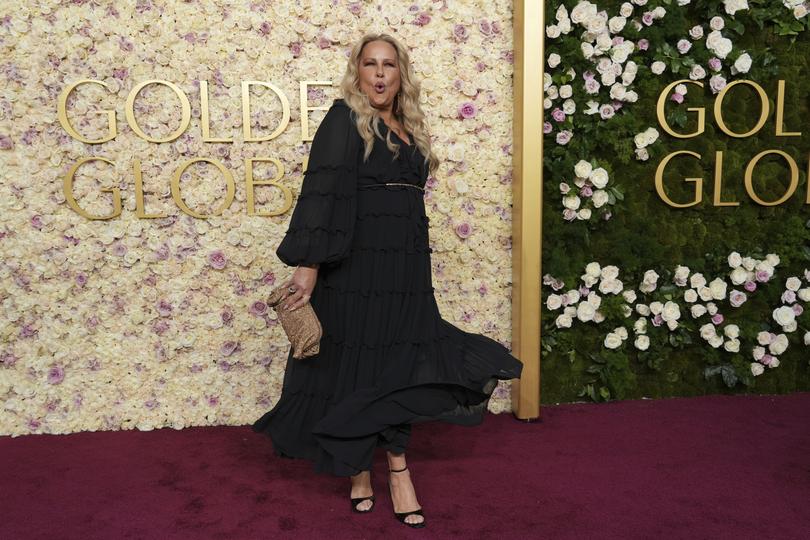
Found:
<box><xmin>541</xmin><ymin>0</ymin><xmax>810</xmax><ymax>403</ymax></box>
<box><xmin>0</xmin><ymin>1</ymin><xmax>516</xmax><ymax>436</ymax></box>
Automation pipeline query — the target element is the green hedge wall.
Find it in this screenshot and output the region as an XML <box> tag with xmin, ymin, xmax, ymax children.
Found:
<box><xmin>540</xmin><ymin>0</ymin><xmax>810</xmax><ymax>403</ymax></box>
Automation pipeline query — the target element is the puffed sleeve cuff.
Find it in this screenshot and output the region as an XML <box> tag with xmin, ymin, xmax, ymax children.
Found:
<box><xmin>276</xmin><ymin>100</ymin><xmax>359</xmax><ymax>268</ymax></box>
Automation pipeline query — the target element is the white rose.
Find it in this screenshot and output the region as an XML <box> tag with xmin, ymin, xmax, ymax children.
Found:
<box><xmin>684</xmin><ymin>289</ymin><xmax>698</xmax><ymax>303</ymax></box>
<box><xmin>727</xmin><ymin>251</ymin><xmax>742</xmax><ymax>268</ymax></box>
<box><xmin>651</xmin><ymin>61</ymin><xmax>666</xmax><ymax>75</ymax></box>
<box><xmin>769</xmin><ymin>334</ymin><xmax>789</xmax><ymax>355</ymax></box>
<box><xmin>773</xmin><ymin>306</ymin><xmax>795</xmax><ymax>327</ymax></box>
<box><xmin>592</xmin><ymin>189</ymin><xmax>609</xmax><ymax>208</ymax></box>
<box><xmin>689</xmin><ymin>65</ymin><xmax>707</xmax><ymax>80</ymax></box>
<box><xmin>648</xmin><ymin>301</ymin><xmax>663</xmax><ymax>315</ymax></box>
<box><xmin>563</xmin><ymin>99</ymin><xmax>577</xmax><ymax>115</ymax></box>
<box><xmin>700</xmin><ymin>323</ymin><xmax>717</xmax><ymax>340</ymax></box>
<box><xmin>546</xmin><ymin>294</ymin><xmax>563</xmax><ymax>310</ymax></box>
<box><xmin>706</xmin><ymin>302</ymin><xmax>718</xmax><ymax>316</ymax></box>
<box><xmin>563</xmin><ymin>194</ymin><xmax>581</xmax><ymax>210</ymax></box>
<box><xmin>709</xmin><ymin>335</ymin><xmax>724</xmax><ymax>348</ymax></box>
<box><xmin>785</xmin><ymin>276</ymin><xmax>801</xmax><ymax>291</ymax></box>
<box><xmin>730</xmin><ymin>266</ymin><xmax>748</xmax><ymax>285</ymax></box>
<box><xmin>636</xmin><ymin>303</ymin><xmax>651</xmax><ymax>316</ymax></box>
<box><xmin>623</xmin><ymin>289</ymin><xmax>637</xmax><ymax>303</ymax></box>
<box><xmin>662</xmin><ymin>301</ymin><xmax>681</xmax><ymax>321</ymax></box>
<box><xmin>751</xmin><ymin>363</ymin><xmax>764</xmax><ymax>376</ymax></box>
<box><xmin>589</xmin><ymin>167</ymin><xmax>609</xmax><ymax>189</ymax></box>
<box><xmin>698</xmin><ymin>286</ymin><xmax>713</xmax><ymax>302</ymax></box>
<box><xmin>742</xmin><ymin>257</ymin><xmax>756</xmax><ymax>271</ymax></box>
<box><xmin>600</xmin><ymin>265</ymin><xmax>619</xmax><ymax>280</ymax></box>
<box><xmin>690</xmin><ymin>273</ymin><xmax>707</xmax><ymax>288</ymax></box>
<box><xmin>710</xmin><ymin>16</ymin><xmax>725</xmax><ymax>31</ymax></box>
<box><xmin>555</xmin><ymin>313</ymin><xmax>573</xmax><ymax>328</ymax></box>
<box><xmin>566</xmin><ymin>289</ymin><xmax>582</xmax><ymax>304</ymax></box>
<box><xmin>585</xmin><ymin>261</ymin><xmax>601</xmax><ymax>278</ymax></box>
<box><xmin>723</xmin><ymin>0</ymin><xmax>749</xmax><ymax>16</ymax></box>
<box><xmin>548</xmin><ymin>53</ymin><xmax>562</xmax><ymax>68</ymax></box>
<box><xmin>708</xmin><ymin>278</ymin><xmax>728</xmax><ymax>300</ymax></box>
<box><xmin>756</xmin><ymin>331</ymin><xmax>773</xmax><ymax>345</ymax></box>
<box><xmin>634</xmin><ymin>317</ymin><xmax>647</xmax><ymax>334</ymax></box>
<box><xmin>615</xmin><ymin>326</ymin><xmax>629</xmax><ymax>340</ymax></box>
<box><xmin>559</xmin><ymin>84</ymin><xmax>573</xmax><ymax>98</ymax></box>
<box><xmin>620</xmin><ymin>3</ymin><xmax>634</xmax><ymax>18</ymax></box>
<box><xmin>594</xmin><ymin>311</ymin><xmax>606</xmax><ymax>323</ymax></box>
<box><xmin>546</xmin><ymin>24</ymin><xmax>561</xmax><ymax>39</ymax></box>
<box><xmin>731</xmin><ymin>52</ymin><xmax>752</xmax><ymax>75</ymax></box>
<box><xmin>581</xmin><ymin>42</ymin><xmax>595</xmax><ymax>59</ymax></box>
<box><xmin>752</xmin><ymin>346</ymin><xmax>765</xmax><ymax>361</ymax></box>
<box><xmin>574</xmin><ymin>160</ymin><xmax>593</xmax><ymax>178</ymax></box>
<box><xmin>689</xmin><ymin>25</ymin><xmax>704</xmax><ymax>39</ymax></box>
<box><xmin>724</xmin><ymin>324</ymin><xmax>740</xmax><ymax>338</ymax></box>
<box><xmin>721</xmin><ymin>338</ymin><xmax>739</xmax><ymax>353</ymax></box>
<box><xmin>571</xmin><ymin>1</ymin><xmax>597</xmax><ymax>24</ymax></box>
<box><xmin>804</xmin><ymin>331</ymin><xmax>810</xmax><ymax>346</ymax></box>
<box><xmin>610</xmin><ymin>83</ymin><xmax>627</xmax><ymax>101</ymax></box>
<box><xmin>634</xmin><ymin>335</ymin><xmax>650</xmax><ymax>350</ymax></box>
<box><xmin>608</xmin><ymin>16</ymin><xmax>626</xmax><ymax>33</ymax></box>
<box><xmin>604</xmin><ymin>332</ymin><xmax>623</xmax><ymax>349</ymax></box>
<box><xmin>577</xmin><ymin>301</ymin><xmax>596</xmax><ymax>322</ymax></box>
<box><xmin>674</xmin><ymin>265</ymin><xmax>690</xmax><ymax>284</ymax></box>
<box><xmin>587</xmin><ymin>291</ymin><xmax>602</xmax><ymax>309</ymax></box>
<box><xmin>798</xmin><ymin>288</ymin><xmax>810</xmax><ymax>302</ymax></box>
<box><xmin>691</xmin><ymin>304</ymin><xmax>707</xmax><ymax>318</ymax></box>
<box><xmin>577</xmin><ymin>208</ymin><xmax>592</xmax><ymax>220</ymax></box>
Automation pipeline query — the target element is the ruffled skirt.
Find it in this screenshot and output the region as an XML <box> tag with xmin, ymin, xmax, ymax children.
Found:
<box><xmin>252</xmin><ymin>185</ymin><xmax>523</xmax><ymax>477</ymax></box>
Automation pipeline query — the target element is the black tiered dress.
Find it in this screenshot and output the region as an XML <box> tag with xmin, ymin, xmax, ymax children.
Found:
<box><xmin>251</xmin><ymin>98</ymin><xmax>523</xmax><ymax>477</ymax></box>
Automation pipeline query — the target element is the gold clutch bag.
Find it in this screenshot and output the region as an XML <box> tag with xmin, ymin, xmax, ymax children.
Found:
<box><xmin>267</xmin><ymin>285</ymin><xmax>322</xmax><ymax>359</ymax></box>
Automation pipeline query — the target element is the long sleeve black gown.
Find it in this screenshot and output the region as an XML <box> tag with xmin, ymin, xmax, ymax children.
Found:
<box><xmin>251</xmin><ymin>98</ymin><xmax>523</xmax><ymax>477</ymax></box>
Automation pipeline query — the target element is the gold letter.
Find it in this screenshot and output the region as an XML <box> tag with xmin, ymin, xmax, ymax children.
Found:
<box><xmin>125</xmin><ymin>80</ymin><xmax>191</xmax><ymax>143</ymax></box>
<box><xmin>242</xmin><ymin>81</ymin><xmax>290</xmax><ymax>142</ymax></box>
<box><xmin>245</xmin><ymin>158</ymin><xmax>292</xmax><ymax>217</ymax></box>
<box><xmin>715</xmin><ymin>80</ymin><xmax>769</xmax><ymax>138</ymax></box>
<box><xmin>170</xmin><ymin>158</ymin><xmax>235</xmax><ymax>218</ymax></box>
<box><xmin>775</xmin><ymin>80</ymin><xmax>801</xmax><ymax>137</ymax></box>
<box><xmin>199</xmin><ymin>80</ymin><xmax>234</xmax><ymax>143</ymax></box>
<box><xmin>654</xmin><ymin>151</ymin><xmax>703</xmax><ymax>208</ymax></box>
<box><xmin>57</xmin><ymin>80</ymin><xmax>117</xmax><ymax>144</ymax></box>
<box><xmin>300</xmin><ymin>80</ymin><xmax>333</xmax><ymax>142</ymax></box>
<box><xmin>712</xmin><ymin>151</ymin><xmax>739</xmax><ymax>207</ymax></box>
<box><xmin>656</xmin><ymin>79</ymin><xmax>705</xmax><ymax>138</ymax></box>
<box><xmin>63</xmin><ymin>157</ymin><xmax>122</xmax><ymax>219</ymax></box>
<box><xmin>133</xmin><ymin>159</ymin><xmax>167</xmax><ymax>219</ymax></box>
<box><xmin>744</xmin><ymin>150</ymin><xmax>798</xmax><ymax>206</ymax></box>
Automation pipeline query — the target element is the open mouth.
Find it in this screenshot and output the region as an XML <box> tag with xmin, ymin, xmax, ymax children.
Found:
<box><xmin>374</xmin><ymin>82</ymin><xmax>386</xmax><ymax>93</ymax></box>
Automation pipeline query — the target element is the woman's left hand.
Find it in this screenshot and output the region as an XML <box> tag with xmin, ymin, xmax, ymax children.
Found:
<box><xmin>280</xmin><ymin>264</ymin><xmax>319</xmax><ymax>311</ymax></box>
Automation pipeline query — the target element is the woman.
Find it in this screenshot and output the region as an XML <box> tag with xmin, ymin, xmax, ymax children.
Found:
<box><xmin>252</xmin><ymin>33</ymin><xmax>523</xmax><ymax>529</ymax></box>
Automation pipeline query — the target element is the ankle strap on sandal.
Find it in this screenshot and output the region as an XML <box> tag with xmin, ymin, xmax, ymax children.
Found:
<box><xmin>389</xmin><ymin>466</ymin><xmax>408</xmax><ymax>473</ymax></box>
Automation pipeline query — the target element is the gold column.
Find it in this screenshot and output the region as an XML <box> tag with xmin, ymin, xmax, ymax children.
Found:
<box><xmin>511</xmin><ymin>0</ymin><xmax>543</xmax><ymax>420</ymax></box>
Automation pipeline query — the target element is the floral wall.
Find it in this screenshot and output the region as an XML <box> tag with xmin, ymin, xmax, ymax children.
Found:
<box><xmin>0</xmin><ymin>0</ymin><xmax>516</xmax><ymax>436</ymax></box>
<box><xmin>541</xmin><ymin>0</ymin><xmax>810</xmax><ymax>403</ymax></box>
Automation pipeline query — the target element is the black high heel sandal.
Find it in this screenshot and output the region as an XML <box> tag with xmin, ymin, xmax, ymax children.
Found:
<box><xmin>388</xmin><ymin>466</ymin><xmax>426</xmax><ymax>528</ymax></box>
<box><xmin>350</xmin><ymin>471</ymin><xmax>375</xmax><ymax>514</ymax></box>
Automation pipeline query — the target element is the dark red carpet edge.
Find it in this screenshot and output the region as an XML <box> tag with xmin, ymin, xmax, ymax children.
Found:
<box><xmin>1</xmin><ymin>393</ymin><xmax>808</xmax><ymax>540</ymax></box>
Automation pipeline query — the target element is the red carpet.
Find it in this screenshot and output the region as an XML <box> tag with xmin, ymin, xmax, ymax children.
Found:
<box><xmin>2</xmin><ymin>393</ymin><xmax>809</xmax><ymax>539</ymax></box>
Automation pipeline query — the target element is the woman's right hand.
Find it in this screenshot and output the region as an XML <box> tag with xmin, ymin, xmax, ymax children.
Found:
<box><xmin>280</xmin><ymin>264</ymin><xmax>319</xmax><ymax>311</ymax></box>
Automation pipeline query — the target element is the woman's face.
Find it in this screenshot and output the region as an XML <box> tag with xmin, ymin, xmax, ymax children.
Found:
<box><xmin>358</xmin><ymin>40</ymin><xmax>401</xmax><ymax>112</ymax></box>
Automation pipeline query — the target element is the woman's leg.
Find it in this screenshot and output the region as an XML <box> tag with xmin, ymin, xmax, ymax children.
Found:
<box><xmin>350</xmin><ymin>470</ymin><xmax>374</xmax><ymax>511</ymax></box>
<box><xmin>386</xmin><ymin>450</ymin><xmax>425</xmax><ymax>525</ymax></box>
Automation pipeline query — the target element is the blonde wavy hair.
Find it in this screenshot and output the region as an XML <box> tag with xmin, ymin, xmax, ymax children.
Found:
<box><xmin>339</xmin><ymin>33</ymin><xmax>440</xmax><ymax>175</ymax></box>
